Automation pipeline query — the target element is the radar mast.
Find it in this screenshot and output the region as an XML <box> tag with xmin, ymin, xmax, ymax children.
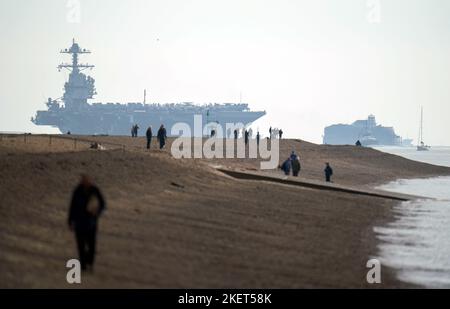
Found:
<box><xmin>58</xmin><ymin>39</ymin><xmax>96</xmax><ymax>110</ymax></box>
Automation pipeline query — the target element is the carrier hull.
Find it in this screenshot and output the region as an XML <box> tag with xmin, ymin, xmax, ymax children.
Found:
<box><xmin>34</xmin><ymin>106</ymin><xmax>266</xmax><ymax>136</ymax></box>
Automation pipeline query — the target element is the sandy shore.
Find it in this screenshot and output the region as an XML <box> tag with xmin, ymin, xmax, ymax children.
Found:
<box><xmin>1</xmin><ymin>134</ymin><xmax>449</xmax><ymax>288</ymax></box>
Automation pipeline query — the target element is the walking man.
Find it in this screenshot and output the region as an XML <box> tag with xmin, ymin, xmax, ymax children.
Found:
<box><xmin>146</xmin><ymin>126</ymin><xmax>153</xmax><ymax>149</ymax></box>
<box><xmin>68</xmin><ymin>175</ymin><xmax>105</xmax><ymax>272</ymax></box>
<box><xmin>324</xmin><ymin>162</ymin><xmax>333</xmax><ymax>182</ymax></box>
<box><xmin>280</xmin><ymin>158</ymin><xmax>292</xmax><ymax>176</ymax></box>
<box><xmin>290</xmin><ymin>151</ymin><xmax>301</xmax><ymax>177</ymax></box>
<box><xmin>157</xmin><ymin>124</ymin><xmax>167</xmax><ymax>149</ymax></box>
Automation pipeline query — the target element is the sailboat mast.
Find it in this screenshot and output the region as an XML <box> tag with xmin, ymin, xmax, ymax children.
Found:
<box><xmin>420</xmin><ymin>106</ymin><xmax>423</xmax><ymax>143</ymax></box>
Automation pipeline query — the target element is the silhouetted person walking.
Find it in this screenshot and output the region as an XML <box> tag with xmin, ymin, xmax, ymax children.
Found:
<box><xmin>324</xmin><ymin>162</ymin><xmax>333</xmax><ymax>182</ymax></box>
<box><xmin>290</xmin><ymin>151</ymin><xmax>301</xmax><ymax>176</ymax></box>
<box><xmin>280</xmin><ymin>158</ymin><xmax>292</xmax><ymax>176</ymax></box>
<box><xmin>68</xmin><ymin>175</ymin><xmax>105</xmax><ymax>272</ymax></box>
<box><xmin>234</xmin><ymin>129</ymin><xmax>238</xmax><ymax>140</ymax></box>
<box><xmin>279</xmin><ymin>129</ymin><xmax>283</xmax><ymax>139</ymax></box>
<box><xmin>244</xmin><ymin>130</ymin><xmax>249</xmax><ymax>145</ymax></box>
<box><xmin>157</xmin><ymin>124</ymin><xmax>167</xmax><ymax>149</ymax></box>
<box><xmin>146</xmin><ymin>126</ymin><xmax>153</xmax><ymax>149</ymax></box>
<box><xmin>256</xmin><ymin>131</ymin><xmax>260</xmax><ymax>145</ymax></box>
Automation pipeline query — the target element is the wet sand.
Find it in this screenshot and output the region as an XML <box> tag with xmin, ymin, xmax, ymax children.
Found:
<box><xmin>1</xmin><ymin>134</ymin><xmax>449</xmax><ymax>288</ymax></box>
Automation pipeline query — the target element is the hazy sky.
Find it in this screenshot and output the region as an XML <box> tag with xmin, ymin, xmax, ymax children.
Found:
<box><xmin>1</xmin><ymin>0</ymin><xmax>449</xmax><ymax>145</ymax></box>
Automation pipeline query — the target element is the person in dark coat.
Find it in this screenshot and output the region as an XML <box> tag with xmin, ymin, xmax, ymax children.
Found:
<box><xmin>244</xmin><ymin>130</ymin><xmax>249</xmax><ymax>145</ymax></box>
<box><xmin>291</xmin><ymin>152</ymin><xmax>301</xmax><ymax>177</ymax></box>
<box><xmin>279</xmin><ymin>129</ymin><xmax>283</xmax><ymax>139</ymax></box>
<box><xmin>146</xmin><ymin>126</ymin><xmax>153</xmax><ymax>149</ymax></box>
<box><xmin>234</xmin><ymin>129</ymin><xmax>238</xmax><ymax>140</ymax></box>
<box><xmin>280</xmin><ymin>158</ymin><xmax>292</xmax><ymax>176</ymax></box>
<box><xmin>68</xmin><ymin>175</ymin><xmax>105</xmax><ymax>271</ymax></box>
<box><xmin>157</xmin><ymin>124</ymin><xmax>167</xmax><ymax>149</ymax></box>
<box><xmin>324</xmin><ymin>162</ymin><xmax>333</xmax><ymax>182</ymax></box>
<box><xmin>256</xmin><ymin>131</ymin><xmax>260</xmax><ymax>146</ymax></box>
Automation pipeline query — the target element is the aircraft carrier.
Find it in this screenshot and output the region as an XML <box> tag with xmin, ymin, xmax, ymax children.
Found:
<box><xmin>32</xmin><ymin>40</ymin><xmax>266</xmax><ymax>136</ymax></box>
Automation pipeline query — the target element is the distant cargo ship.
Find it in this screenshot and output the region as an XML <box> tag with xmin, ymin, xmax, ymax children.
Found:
<box><xmin>323</xmin><ymin>115</ymin><xmax>405</xmax><ymax>146</ymax></box>
<box><xmin>32</xmin><ymin>40</ymin><xmax>266</xmax><ymax>136</ymax></box>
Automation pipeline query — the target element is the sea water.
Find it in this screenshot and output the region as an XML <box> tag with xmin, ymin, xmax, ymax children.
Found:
<box><xmin>373</xmin><ymin>146</ymin><xmax>450</xmax><ymax>287</ymax></box>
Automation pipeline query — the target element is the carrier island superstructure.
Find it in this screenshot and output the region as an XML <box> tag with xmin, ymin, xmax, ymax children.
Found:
<box><xmin>32</xmin><ymin>40</ymin><xmax>266</xmax><ymax>136</ymax></box>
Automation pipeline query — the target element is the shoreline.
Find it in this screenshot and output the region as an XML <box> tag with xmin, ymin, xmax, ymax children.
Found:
<box><xmin>373</xmin><ymin>175</ymin><xmax>450</xmax><ymax>288</ymax></box>
<box><xmin>1</xmin><ymin>135</ymin><xmax>449</xmax><ymax>288</ymax></box>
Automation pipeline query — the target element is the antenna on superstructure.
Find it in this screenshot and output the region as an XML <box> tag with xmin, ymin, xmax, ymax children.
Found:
<box><xmin>58</xmin><ymin>39</ymin><xmax>94</xmax><ymax>72</ymax></box>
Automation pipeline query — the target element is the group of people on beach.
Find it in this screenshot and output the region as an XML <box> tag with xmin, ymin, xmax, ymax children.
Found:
<box><xmin>69</xmin><ymin>128</ymin><xmax>337</xmax><ymax>275</ymax></box>
<box><xmin>280</xmin><ymin>151</ymin><xmax>301</xmax><ymax>177</ymax></box>
<box><xmin>131</xmin><ymin>124</ymin><xmax>167</xmax><ymax>150</ymax></box>
<box><xmin>130</xmin><ymin>124</ymin><xmax>139</xmax><ymax>138</ymax></box>
<box><xmin>230</xmin><ymin>126</ymin><xmax>282</xmax><ymax>145</ymax></box>
<box><xmin>232</xmin><ymin>128</ymin><xmax>257</xmax><ymax>145</ymax></box>
<box><xmin>149</xmin><ymin>125</ymin><xmax>167</xmax><ymax>150</ymax></box>
<box><xmin>269</xmin><ymin>126</ymin><xmax>283</xmax><ymax>139</ymax></box>
<box><xmin>280</xmin><ymin>151</ymin><xmax>333</xmax><ymax>182</ymax></box>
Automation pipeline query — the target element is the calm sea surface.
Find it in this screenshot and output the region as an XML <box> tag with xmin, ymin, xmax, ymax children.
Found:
<box><xmin>373</xmin><ymin>146</ymin><xmax>450</xmax><ymax>287</ymax></box>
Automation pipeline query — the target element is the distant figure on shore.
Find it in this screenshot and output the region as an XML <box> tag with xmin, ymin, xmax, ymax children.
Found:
<box><xmin>234</xmin><ymin>129</ymin><xmax>238</xmax><ymax>140</ymax></box>
<box><xmin>279</xmin><ymin>129</ymin><xmax>283</xmax><ymax>139</ymax></box>
<box><xmin>68</xmin><ymin>175</ymin><xmax>105</xmax><ymax>272</ymax></box>
<box><xmin>146</xmin><ymin>126</ymin><xmax>153</xmax><ymax>149</ymax></box>
<box><xmin>355</xmin><ymin>140</ymin><xmax>362</xmax><ymax>147</ymax></box>
<box><xmin>67</xmin><ymin>131</ymin><xmax>71</xmax><ymax>135</ymax></box>
<box><xmin>211</xmin><ymin>129</ymin><xmax>216</xmax><ymax>137</ymax></box>
<box><xmin>290</xmin><ymin>151</ymin><xmax>301</xmax><ymax>177</ymax></box>
<box><xmin>292</xmin><ymin>158</ymin><xmax>301</xmax><ymax>177</ymax></box>
<box><xmin>131</xmin><ymin>124</ymin><xmax>139</xmax><ymax>137</ymax></box>
<box><xmin>244</xmin><ymin>130</ymin><xmax>249</xmax><ymax>145</ymax></box>
<box><xmin>269</xmin><ymin>127</ymin><xmax>272</xmax><ymax>139</ymax></box>
<box><xmin>157</xmin><ymin>124</ymin><xmax>167</xmax><ymax>149</ymax></box>
<box><xmin>280</xmin><ymin>158</ymin><xmax>292</xmax><ymax>176</ymax></box>
<box><xmin>90</xmin><ymin>142</ymin><xmax>99</xmax><ymax>149</ymax></box>
<box><xmin>256</xmin><ymin>131</ymin><xmax>260</xmax><ymax>145</ymax></box>
<box><xmin>248</xmin><ymin>128</ymin><xmax>253</xmax><ymax>138</ymax></box>
<box><xmin>324</xmin><ymin>162</ymin><xmax>333</xmax><ymax>182</ymax></box>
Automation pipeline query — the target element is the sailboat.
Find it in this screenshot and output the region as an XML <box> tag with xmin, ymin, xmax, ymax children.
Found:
<box><xmin>417</xmin><ymin>107</ymin><xmax>430</xmax><ymax>151</ymax></box>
